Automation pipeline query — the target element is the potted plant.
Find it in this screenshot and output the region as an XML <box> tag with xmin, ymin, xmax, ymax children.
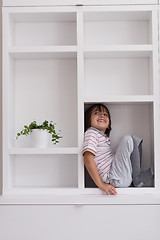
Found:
<box><xmin>16</xmin><ymin>120</ymin><xmax>62</xmax><ymax>148</ymax></box>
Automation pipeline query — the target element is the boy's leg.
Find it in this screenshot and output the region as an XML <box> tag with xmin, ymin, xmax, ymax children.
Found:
<box><xmin>130</xmin><ymin>135</ymin><xmax>152</xmax><ymax>187</ymax></box>
<box><xmin>106</xmin><ymin>135</ymin><xmax>133</xmax><ymax>188</ymax></box>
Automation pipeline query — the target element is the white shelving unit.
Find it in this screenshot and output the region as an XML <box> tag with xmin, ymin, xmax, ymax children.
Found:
<box><xmin>2</xmin><ymin>5</ymin><xmax>160</xmax><ymax>197</ymax></box>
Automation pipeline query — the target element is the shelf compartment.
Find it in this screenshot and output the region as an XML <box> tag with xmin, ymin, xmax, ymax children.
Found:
<box><xmin>84</xmin><ymin>55</ymin><xmax>153</xmax><ymax>97</ymax></box>
<box><xmin>84</xmin><ymin>11</ymin><xmax>152</xmax><ymax>45</ymax></box>
<box><xmin>8</xmin><ymin>56</ymin><xmax>78</xmax><ymax>148</ymax></box>
<box><xmin>9</xmin><ymin>11</ymin><xmax>77</xmax><ymax>46</ymax></box>
<box><xmin>84</xmin><ymin>102</ymin><xmax>154</xmax><ymax>188</ymax></box>
<box><xmin>9</xmin><ymin>154</ymin><xmax>78</xmax><ymax>188</ymax></box>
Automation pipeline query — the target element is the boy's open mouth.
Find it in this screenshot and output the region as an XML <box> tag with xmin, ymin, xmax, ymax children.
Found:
<box><xmin>98</xmin><ymin>119</ymin><xmax>106</xmax><ymax>122</ymax></box>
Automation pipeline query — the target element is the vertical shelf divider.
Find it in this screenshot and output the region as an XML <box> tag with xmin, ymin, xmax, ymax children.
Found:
<box><xmin>2</xmin><ymin>9</ymin><xmax>10</xmax><ymax>194</ymax></box>
<box><xmin>77</xmin><ymin>8</ymin><xmax>85</xmax><ymax>189</ymax></box>
<box><xmin>152</xmin><ymin>9</ymin><xmax>160</xmax><ymax>190</ymax></box>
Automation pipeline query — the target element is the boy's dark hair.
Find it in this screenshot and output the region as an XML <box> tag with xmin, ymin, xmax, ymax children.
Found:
<box><xmin>85</xmin><ymin>104</ymin><xmax>112</xmax><ymax>137</ymax></box>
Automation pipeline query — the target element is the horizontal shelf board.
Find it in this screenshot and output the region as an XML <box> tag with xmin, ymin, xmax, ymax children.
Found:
<box><xmin>8</xmin><ymin>45</ymin><xmax>153</xmax><ymax>58</ymax></box>
<box><xmin>84</xmin><ymin>95</ymin><xmax>154</xmax><ymax>103</ymax></box>
<box><xmin>3</xmin><ymin>1</ymin><xmax>158</xmax><ymax>8</ymax></box>
<box><xmin>84</xmin><ymin>44</ymin><xmax>153</xmax><ymax>51</ymax></box>
<box><xmin>3</xmin><ymin>187</ymin><xmax>158</xmax><ymax>195</ymax></box>
<box><xmin>9</xmin><ymin>46</ymin><xmax>77</xmax><ymax>52</ymax></box>
<box><xmin>9</xmin><ymin>147</ymin><xmax>79</xmax><ymax>155</ymax></box>
<box><xmin>1</xmin><ymin>189</ymin><xmax>160</xmax><ymax>205</ymax></box>
<box><xmin>9</xmin><ymin>46</ymin><xmax>77</xmax><ymax>59</ymax></box>
<box><xmin>84</xmin><ymin>45</ymin><xmax>153</xmax><ymax>58</ymax></box>
<box><xmin>9</xmin><ymin>52</ymin><xmax>77</xmax><ymax>59</ymax></box>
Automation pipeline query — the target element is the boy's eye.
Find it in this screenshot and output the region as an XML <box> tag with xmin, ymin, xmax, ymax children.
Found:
<box><xmin>104</xmin><ymin>113</ymin><xmax>109</xmax><ymax>117</ymax></box>
<box><xmin>94</xmin><ymin>111</ymin><xmax>99</xmax><ymax>115</ymax></box>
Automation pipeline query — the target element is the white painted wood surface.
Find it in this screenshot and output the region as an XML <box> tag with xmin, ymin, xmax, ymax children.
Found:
<box><xmin>3</xmin><ymin>0</ymin><xmax>159</xmax><ymax>7</ymax></box>
<box><xmin>2</xmin><ymin>5</ymin><xmax>160</xmax><ymax>198</ymax></box>
<box><xmin>0</xmin><ymin>3</ymin><xmax>160</xmax><ymax>240</ymax></box>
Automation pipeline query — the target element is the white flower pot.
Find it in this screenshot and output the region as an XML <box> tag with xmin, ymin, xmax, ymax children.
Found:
<box><xmin>30</xmin><ymin>129</ymin><xmax>50</xmax><ymax>148</ymax></box>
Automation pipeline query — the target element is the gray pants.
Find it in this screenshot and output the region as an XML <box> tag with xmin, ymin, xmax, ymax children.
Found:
<box><xmin>106</xmin><ymin>135</ymin><xmax>133</xmax><ymax>188</ymax></box>
<box><xmin>131</xmin><ymin>135</ymin><xmax>152</xmax><ymax>187</ymax></box>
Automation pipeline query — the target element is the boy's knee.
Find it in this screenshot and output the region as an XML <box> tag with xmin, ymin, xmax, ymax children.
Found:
<box><xmin>122</xmin><ymin>135</ymin><xmax>132</xmax><ymax>143</ymax></box>
<box><xmin>121</xmin><ymin>135</ymin><xmax>134</xmax><ymax>153</ymax></box>
<box><xmin>131</xmin><ymin>135</ymin><xmax>143</xmax><ymax>146</ymax></box>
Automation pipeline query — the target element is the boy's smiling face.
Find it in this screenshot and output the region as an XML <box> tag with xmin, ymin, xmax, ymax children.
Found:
<box><xmin>91</xmin><ymin>107</ymin><xmax>110</xmax><ymax>133</ymax></box>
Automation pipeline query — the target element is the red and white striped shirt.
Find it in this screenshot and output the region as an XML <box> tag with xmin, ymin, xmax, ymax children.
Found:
<box><xmin>83</xmin><ymin>127</ymin><xmax>114</xmax><ymax>182</ymax></box>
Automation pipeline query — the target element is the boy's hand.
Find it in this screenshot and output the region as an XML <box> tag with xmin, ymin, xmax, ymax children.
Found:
<box><xmin>99</xmin><ymin>182</ymin><xmax>117</xmax><ymax>196</ymax></box>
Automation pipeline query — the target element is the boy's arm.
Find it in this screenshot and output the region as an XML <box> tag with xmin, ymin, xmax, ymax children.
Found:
<box><xmin>84</xmin><ymin>151</ymin><xmax>117</xmax><ymax>195</ymax></box>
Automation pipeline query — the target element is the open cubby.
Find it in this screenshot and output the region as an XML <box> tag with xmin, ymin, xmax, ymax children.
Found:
<box><xmin>84</xmin><ymin>55</ymin><xmax>153</xmax><ymax>97</ymax></box>
<box><xmin>8</xmin><ymin>55</ymin><xmax>78</xmax><ymax>148</ymax></box>
<box><xmin>9</xmin><ymin>12</ymin><xmax>77</xmax><ymax>46</ymax></box>
<box><xmin>84</xmin><ymin>102</ymin><xmax>154</xmax><ymax>188</ymax></box>
<box><xmin>84</xmin><ymin>11</ymin><xmax>152</xmax><ymax>45</ymax></box>
<box><xmin>10</xmin><ymin>154</ymin><xmax>78</xmax><ymax>188</ymax></box>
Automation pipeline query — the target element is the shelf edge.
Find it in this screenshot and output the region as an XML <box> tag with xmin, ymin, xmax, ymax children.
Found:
<box><xmin>8</xmin><ymin>147</ymin><xmax>79</xmax><ymax>155</ymax></box>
